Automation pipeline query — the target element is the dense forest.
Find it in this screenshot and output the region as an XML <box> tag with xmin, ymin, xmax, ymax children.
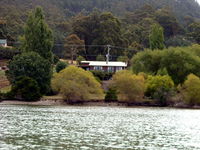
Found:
<box><xmin>1</xmin><ymin>0</ymin><xmax>200</xmax><ymax>59</ymax></box>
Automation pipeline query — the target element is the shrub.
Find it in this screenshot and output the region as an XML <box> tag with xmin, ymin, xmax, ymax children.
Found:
<box><xmin>105</xmin><ymin>88</ymin><xmax>118</xmax><ymax>102</ymax></box>
<box><xmin>179</xmin><ymin>74</ymin><xmax>200</xmax><ymax>105</ymax></box>
<box><xmin>56</xmin><ymin>61</ymin><xmax>68</xmax><ymax>73</ymax></box>
<box><xmin>145</xmin><ymin>75</ymin><xmax>175</xmax><ymax>106</ymax></box>
<box><xmin>7</xmin><ymin>52</ymin><xmax>52</xmax><ymax>94</ymax></box>
<box><xmin>112</xmin><ymin>70</ymin><xmax>145</xmax><ymax>102</ymax></box>
<box><xmin>53</xmin><ymin>55</ymin><xmax>60</xmax><ymax>64</ymax></box>
<box><xmin>0</xmin><ymin>47</ymin><xmax>20</xmax><ymax>59</ymax></box>
<box><xmin>90</xmin><ymin>70</ymin><xmax>113</xmax><ymax>80</ymax></box>
<box><xmin>76</xmin><ymin>55</ymin><xmax>85</xmax><ymax>65</ymax></box>
<box><xmin>52</xmin><ymin>66</ymin><xmax>103</xmax><ymax>103</ymax></box>
<box><xmin>132</xmin><ymin>47</ymin><xmax>200</xmax><ymax>84</ymax></box>
<box><xmin>11</xmin><ymin>76</ymin><xmax>41</xmax><ymax>101</ymax></box>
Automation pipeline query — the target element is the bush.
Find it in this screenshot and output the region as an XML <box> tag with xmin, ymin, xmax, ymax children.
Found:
<box><xmin>0</xmin><ymin>47</ymin><xmax>20</xmax><ymax>59</ymax></box>
<box><xmin>96</xmin><ymin>55</ymin><xmax>105</xmax><ymax>61</ymax></box>
<box><xmin>105</xmin><ymin>88</ymin><xmax>118</xmax><ymax>102</ymax></box>
<box><xmin>132</xmin><ymin>46</ymin><xmax>200</xmax><ymax>84</ymax></box>
<box><xmin>11</xmin><ymin>76</ymin><xmax>41</xmax><ymax>101</ymax></box>
<box><xmin>76</xmin><ymin>56</ymin><xmax>85</xmax><ymax>65</ymax></box>
<box><xmin>90</xmin><ymin>70</ymin><xmax>113</xmax><ymax>80</ymax></box>
<box><xmin>179</xmin><ymin>74</ymin><xmax>200</xmax><ymax>105</ymax></box>
<box><xmin>111</xmin><ymin>70</ymin><xmax>145</xmax><ymax>102</ymax></box>
<box><xmin>7</xmin><ymin>52</ymin><xmax>52</xmax><ymax>94</ymax></box>
<box><xmin>52</xmin><ymin>66</ymin><xmax>103</xmax><ymax>103</ymax></box>
<box><xmin>56</xmin><ymin>61</ymin><xmax>68</xmax><ymax>73</ymax></box>
<box><xmin>145</xmin><ymin>75</ymin><xmax>175</xmax><ymax>106</ymax></box>
<box><xmin>53</xmin><ymin>55</ymin><xmax>60</xmax><ymax>64</ymax></box>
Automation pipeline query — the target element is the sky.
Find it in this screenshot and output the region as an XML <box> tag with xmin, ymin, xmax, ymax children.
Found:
<box><xmin>197</xmin><ymin>0</ymin><xmax>200</xmax><ymax>4</ymax></box>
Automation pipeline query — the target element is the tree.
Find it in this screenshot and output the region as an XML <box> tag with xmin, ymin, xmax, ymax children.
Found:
<box><xmin>149</xmin><ymin>24</ymin><xmax>165</xmax><ymax>50</ymax></box>
<box><xmin>96</xmin><ymin>55</ymin><xmax>105</xmax><ymax>61</ymax></box>
<box><xmin>132</xmin><ymin>47</ymin><xmax>200</xmax><ymax>84</ymax></box>
<box><xmin>111</xmin><ymin>70</ymin><xmax>145</xmax><ymax>102</ymax></box>
<box><xmin>64</xmin><ymin>34</ymin><xmax>85</xmax><ymax>64</ymax></box>
<box><xmin>52</xmin><ymin>66</ymin><xmax>103</xmax><ymax>102</ymax></box>
<box><xmin>7</xmin><ymin>52</ymin><xmax>52</xmax><ymax>94</ymax></box>
<box><xmin>23</xmin><ymin>7</ymin><xmax>54</xmax><ymax>63</ymax></box>
<box><xmin>188</xmin><ymin>22</ymin><xmax>200</xmax><ymax>44</ymax></box>
<box><xmin>179</xmin><ymin>74</ymin><xmax>200</xmax><ymax>105</ymax></box>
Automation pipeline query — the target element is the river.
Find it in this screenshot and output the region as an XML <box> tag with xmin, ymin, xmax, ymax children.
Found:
<box><xmin>0</xmin><ymin>105</ymin><xmax>200</xmax><ymax>150</ymax></box>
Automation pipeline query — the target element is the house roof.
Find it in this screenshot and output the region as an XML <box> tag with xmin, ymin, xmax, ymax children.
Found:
<box><xmin>81</xmin><ymin>61</ymin><xmax>127</xmax><ymax>67</ymax></box>
<box><xmin>0</xmin><ymin>39</ymin><xmax>7</xmax><ymax>44</ymax></box>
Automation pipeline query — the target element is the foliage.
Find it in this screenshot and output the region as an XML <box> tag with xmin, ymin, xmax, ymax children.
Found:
<box><xmin>149</xmin><ymin>24</ymin><xmax>165</xmax><ymax>50</ymax></box>
<box><xmin>145</xmin><ymin>75</ymin><xmax>175</xmax><ymax>106</ymax></box>
<box><xmin>111</xmin><ymin>70</ymin><xmax>145</xmax><ymax>102</ymax></box>
<box><xmin>22</xmin><ymin>7</ymin><xmax>54</xmax><ymax>63</ymax></box>
<box><xmin>96</xmin><ymin>55</ymin><xmax>105</xmax><ymax>61</ymax></box>
<box><xmin>90</xmin><ymin>70</ymin><xmax>113</xmax><ymax>81</ymax></box>
<box><xmin>7</xmin><ymin>52</ymin><xmax>52</xmax><ymax>94</ymax></box>
<box><xmin>188</xmin><ymin>22</ymin><xmax>200</xmax><ymax>44</ymax></box>
<box><xmin>165</xmin><ymin>36</ymin><xmax>192</xmax><ymax>47</ymax></box>
<box><xmin>51</xmin><ymin>66</ymin><xmax>103</xmax><ymax>102</ymax></box>
<box><xmin>117</xmin><ymin>56</ymin><xmax>129</xmax><ymax>63</ymax></box>
<box><xmin>64</xmin><ymin>34</ymin><xmax>85</xmax><ymax>64</ymax></box>
<box><xmin>132</xmin><ymin>46</ymin><xmax>200</xmax><ymax>84</ymax></box>
<box><xmin>76</xmin><ymin>55</ymin><xmax>85</xmax><ymax>65</ymax></box>
<box><xmin>53</xmin><ymin>55</ymin><xmax>60</xmax><ymax>64</ymax></box>
<box><xmin>11</xmin><ymin>76</ymin><xmax>41</xmax><ymax>101</ymax></box>
<box><xmin>56</xmin><ymin>61</ymin><xmax>68</xmax><ymax>73</ymax></box>
<box><xmin>179</xmin><ymin>74</ymin><xmax>200</xmax><ymax>105</ymax></box>
<box><xmin>105</xmin><ymin>88</ymin><xmax>118</xmax><ymax>102</ymax></box>
<box><xmin>0</xmin><ymin>47</ymin><xmax>20</xmax><ymax>59</ymax></box>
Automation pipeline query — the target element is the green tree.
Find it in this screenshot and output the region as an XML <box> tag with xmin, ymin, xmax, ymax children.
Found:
<box><xmin>64</xmin><ymin>34</ymin><xmax>85</xmax><ymax>64</ymax></box>
<box><xmin>7</xmin><ymin>52</ymin><xmax>52</xmax><ymax>94</ymax></box>
<box><xmin>23</xmin><ymin>7</ymin><xmax>54</xmax><ymax>63</ymax></box>
<box><xmin>188</xmin><ymin>22</ymin><xmax>200</xmax><ymax>44</ymax></box>
<box><xmin>52</xmin><ymin>66</ymin><xmax>103</xmax><ymax>103</ymax></box>
<box><xmin>132</xmin><ymin>47</ymin><xmax>200</xmax><ymax>84</ymax></box>
<box><xmin>149</xmin><ymin>24</ymin><xmax>165</xmax><ymax>50</ymax></box>
<box><xmin>96</xmin><ymin>55</ymin><xmax>105</xmax><ymax>61</ymax></box>
<box><xmin>179</xmin><ymin>74</ymin><xmax>200</xmax><ymax>105</ymax></box>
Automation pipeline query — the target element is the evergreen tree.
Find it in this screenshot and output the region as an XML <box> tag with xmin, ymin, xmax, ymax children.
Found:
<box><xmin>23</xmin><ymin>7</ymin><xmax>54</xmax><ymax>63</ymax></box>
<box><xmin>149</xmin><ymin>24</ymin><xmax>165</xmax><ymax>50</ymax></box>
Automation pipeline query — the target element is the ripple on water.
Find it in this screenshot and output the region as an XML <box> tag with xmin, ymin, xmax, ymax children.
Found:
<box><xmin>0</xmin><ymin>105</ymin><xmax>200</xmax><ymax>150</ymax></box>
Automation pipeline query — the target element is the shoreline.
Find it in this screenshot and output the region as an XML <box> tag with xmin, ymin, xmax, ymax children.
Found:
<box><xmin>1</xmin><ymin>99</ymin><xmax>200</xmax><ymax>109</ymax></box>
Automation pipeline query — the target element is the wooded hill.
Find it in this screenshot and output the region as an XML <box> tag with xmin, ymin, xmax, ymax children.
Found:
<box><xmin>1</xmin><ymin>0</ymin><xmax>200</xmax><ymax>59</ymax></box>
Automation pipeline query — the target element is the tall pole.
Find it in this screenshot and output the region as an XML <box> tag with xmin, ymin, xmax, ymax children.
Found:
<box><xmin>106</xmin><ymin>45</ymin><xmax>111</xmax><ymax>64</ymax></box>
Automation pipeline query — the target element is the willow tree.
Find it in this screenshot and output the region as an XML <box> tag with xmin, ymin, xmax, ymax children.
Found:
<box><xmin>23</xmin><ymin>7</ymin><xmax>54</xmax><ymax>63</ymax></box>
<box><xmin>149</xmin><ymin>24</ymin><xmax>165</xmax><ymax>50</ymax></box>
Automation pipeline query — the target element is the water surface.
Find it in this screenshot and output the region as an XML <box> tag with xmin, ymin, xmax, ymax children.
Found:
<box><xmin>0</xmin><ymin>105</ymin><xmax>200</xmax><ymax>150</ymax></box>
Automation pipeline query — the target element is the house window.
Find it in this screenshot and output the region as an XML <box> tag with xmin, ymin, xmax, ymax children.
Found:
<box><xmin>116</xmin><ymin>67</ymin><xmax>123</xmax><ymax>72</ymax></box>
<box><xmin>94</xmin><ymin>66</ymin><xmax>103</xmax><ymax>71</ymax></box>
<box><xmin>108</xmin><ymin>67</ymin><xmax>114</xmax><ymax>72</ymax></box>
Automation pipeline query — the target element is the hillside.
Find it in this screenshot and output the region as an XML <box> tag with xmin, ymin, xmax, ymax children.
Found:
<box><xmin>0</xmin><ymin>0</ymin><xmax>200</xmax><ymax>40</ymax></box>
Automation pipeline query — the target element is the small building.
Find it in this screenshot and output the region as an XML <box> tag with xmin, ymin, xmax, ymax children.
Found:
<box><xmin>0</xmin><ymin>39</ymin><xmax>7</xmax><ymax>47</ymax></box>
<box><xmin>79</xmin><ymin>61</ymin><xmax>127</xmax><ymax>73</ymax></box>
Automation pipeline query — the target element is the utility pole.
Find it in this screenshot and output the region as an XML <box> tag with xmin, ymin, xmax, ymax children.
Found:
<box><xmin>106</xmin><ymin>45</ymin><xmax>111</xmax><ymax>64</ymax></box>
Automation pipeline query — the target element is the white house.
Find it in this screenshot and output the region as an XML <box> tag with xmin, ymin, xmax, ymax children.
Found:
<box><xmin>79</xmin><ymin>61</ymin><xmax>127</xmax><ymax>73</ymax></box>
<box><xmin>0</xmin><ymin>39</ymin><xmax>7</xmax><ymax>47</ymax></box>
